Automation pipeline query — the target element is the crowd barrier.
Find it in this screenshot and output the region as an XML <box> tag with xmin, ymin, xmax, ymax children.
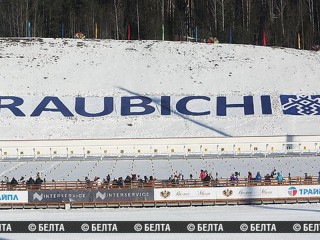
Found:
<box><xmin>0</xmin><ymin>178</ymin><xmax>319</xmax><ymax>208</ymax></box>
<box><xmin>0</xmin><ymin>177</ymin><xmax>319</xmax><ymax>191</ymax></box>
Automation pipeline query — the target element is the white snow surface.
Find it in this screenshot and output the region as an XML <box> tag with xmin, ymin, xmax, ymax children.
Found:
<box><xmin>0</xmin><ymin>38</ymin><xmax>320</xmax><ymax>140</ymax></box>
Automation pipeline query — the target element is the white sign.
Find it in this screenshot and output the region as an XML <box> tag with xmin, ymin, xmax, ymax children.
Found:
<box><xmin>154</xmin><ymin>188</ymin><xmax>215</xmax><ymax>201</ymax></box>
<box><xmin>0</xmin><ymin>191</ymin><xmax>28</xmax><ymax>203</ymax></box>
<box><xmin>216</xmin><ymin>186</ymin><xmax>280</xmax><ymax>200</ymax></box>
<box><xmin>154</xmin><ymin>185</ymin><xmax>320</xmax><ymax>201</ymax></box>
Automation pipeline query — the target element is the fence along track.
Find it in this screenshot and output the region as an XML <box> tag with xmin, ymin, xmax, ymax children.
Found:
<box><xmin>1</xmin><ymin>176</ymin><xmax>319</xmax><ymax>191</ymax></box>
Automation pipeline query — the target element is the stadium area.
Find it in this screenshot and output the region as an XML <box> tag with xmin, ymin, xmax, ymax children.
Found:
<box><xmin>1</xmin><ymin>143</ymin><xmax>320</xmax><ymax>182</ymax></box>
<box><xmin>0</xmin><ymin>38</ymin><xmax>320</xmax><ymax>200</ymax></box>
<box><xmin>0</xmin><ymin>38</ymin><xmax>319</xmax><ymax>239</ymax></box>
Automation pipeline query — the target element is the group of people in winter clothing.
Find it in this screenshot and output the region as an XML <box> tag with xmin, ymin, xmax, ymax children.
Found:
<box><xmin>1</xmin><ymin>169</ymin><xmax>320</xmax><ymax>189</ymax></box>
<box><xmin>197</xmin><ymin>168</ymin><xmax>288</xmax><ymax>184</ymax></box>
<box><xmin>246</xmin><ymin>168</ymin><xmax>284</xmax><ymax>183</ymax></box>
<box><xmin>1</xmin><ymin>172</ymin><xmax>44</xmax><ymax>189</ymax></box>
<box><xmin>200</xmin><ymin>170</ymin><xmax>211</xmax><ymax>181</ymax></box>
<box><xmin>83</xmin><ymin>174</ymin><xmax>155</xmax><ymax>188</ymax></box>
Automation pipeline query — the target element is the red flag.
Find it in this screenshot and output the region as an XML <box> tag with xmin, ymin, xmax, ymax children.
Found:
<box><xmin>128</xmin><ymin>24</ymin><xmax>131</xmax><ymax>40</ymax></box>
<box><xmin>263</xmin><ymin>31</ymin><xmax>267</xmax><ymax>46</ymax></box>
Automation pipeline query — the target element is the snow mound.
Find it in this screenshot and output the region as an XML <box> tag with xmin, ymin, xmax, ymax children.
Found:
<box><xmin>0</xmin><ymin>38</ymin><xmax>319</xmax><ymax>140</ymax></box>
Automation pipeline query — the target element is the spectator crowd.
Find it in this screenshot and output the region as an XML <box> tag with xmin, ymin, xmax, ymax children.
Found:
<box><xmin>1</xmin><ymin>168</ymin><xmax>320</xmax><ymax>189</ymax></box>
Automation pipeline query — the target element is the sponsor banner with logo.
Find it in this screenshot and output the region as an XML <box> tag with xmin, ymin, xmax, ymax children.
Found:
<box><xmin>155</xmin><ymin>185</ymin><xmax>320</xmax><ymax>201</ymax></box>
<box><xmin>216</xmin><ymin>186</ymin><xmax>282</xmax><ymax>200</ymax></box>
<box><xmin>217</xmin><ymin>185</ymin><xmax>320</xmax><ymax>200</ymax></box>
<box><xmin>0</xmin><ymin>191</ymin><xmax>28</xmax><ymax>203</ymax></box>
<box><xmin>155</xmin><ymin>187</ymin><xmax>277</xmax><ymax>201</ymax></box>
<box><xmin>282</xmin><ymin>185</ymin><xmax>320</xmax><ymax>198</ymax></box>
<box><xmin>29</xmin><ymin>189</ymin><xmax>154</xmax><ymax>203</ymax></box>
<box><xmin>91</xmin><ymin>189</ymin><xmax>153</xmax><ymax>202</ymax></box>
<box><xmin>28</xmin><ymin>190</ymin><xmax>91</xmax><ymax>203</ymax></box>
<box><xmin>27</xmin><ymin>185</ymin><xmax>320</xmax><ymax>203</ymax></box>
<box><xmin>154</xmin><ymin>188</ymin><xmax>215</xmax><ymax>201</ymax></box>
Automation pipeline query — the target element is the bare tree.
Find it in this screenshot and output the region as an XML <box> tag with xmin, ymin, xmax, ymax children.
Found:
<box><xmin>32</xmin><ymin>0</ymin><xmax>39</xmax><ymax>37</ymax></box>
<box><xmin>269</xmin><ymin>0</ymin><xmax>274</xmax><ymax>23</ymax></box>
<box><xmin>306</xmin><ymin>0</ymin><xmax>315</xmax><ymax>33</ymax></box>
<box><xmin>219</xmin><ymin>0</ymin><xmax>226</xmax><ymax>32</ymax></box>
<box><xmin>246</xmin><ymin>0</ymin><xmax>251</xmax><ymax>31</ymax></box>
<box><xmin>0</xmin><ymin>0</ymin><xmax>319</xmax><ymax>47</ymax></box>
<box><xmin>275</xmin><ymin>0</ymin><xmax>288</xmax><ymax>36</ymax></box>
<box><xmin>208</xmin><ymin>0</ymin><xmax>218</xmax><ymax>33</ymax></box>
<box><xmin>136</xmin><ymin>0</ymin><xmax>140</xmax><ymax>40</ymax></box>
<box><xmin>25</xmin><ymin>0</ymin><xmax>28</xmax><ymax>37</ymax></box>
<box><xmin>317</xmin><ymin>1</ymin><xmax>320</xmax><ymax>34</ymax></box>
<box><xmin>114</xmin><ymin>0</ymin><xmax>119</xmax><ymax>40</ymax></box>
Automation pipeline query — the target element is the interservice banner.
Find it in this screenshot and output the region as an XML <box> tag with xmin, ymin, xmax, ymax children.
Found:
<box><xmin>28</xmin><ymin>189</ymin><xmax>154</xmax><ymax>203</ymax></box>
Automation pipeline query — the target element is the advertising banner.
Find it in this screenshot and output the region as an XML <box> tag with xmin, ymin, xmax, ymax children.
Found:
<box><xmin>91</xmin><ymin>189</ymin><xmax>153</xmax><ymax>202</ymax></box>
<box><xmin>154</xmin><ymin>188</ymin><xmax>215</xmax><ymax>201</ymax></box>
<box><xmin>216</xmin><ymin>186</ymin><xmax>281</xmax><ymax>200</ymax></box>
<box><xmin>28</xmin><ymin>190</ymin><xmax>91</xmax><ymax>203</ymax></box>
<box><xmin>28</xmin><ymin>189</ymin><xmax>154</xmax><ymax>203</ymax></box>
<box><xmin>0</xmin><ymin>191</ymin><xmax>28</xmax><ymax>203</ymax></box>
<box><xmin>154</xmin><ymin>185</ymin><xmax>320</xmax><ymax>201</ymax></box>
<box><xmin>27</xmin><ymin>185</ymin><xmax>320</xmax><ymax>203</ymax></box>
<box><xmin>279</xmin><ymin>185</ymin><xmax>320</xmax><ymax>198</ymax></box>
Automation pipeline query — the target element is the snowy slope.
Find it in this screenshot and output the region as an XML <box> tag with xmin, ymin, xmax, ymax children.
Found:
<box><xmin>0</xmin><ymin>38</ymin><xmax>319</xmax><ymax>140</ymax></box>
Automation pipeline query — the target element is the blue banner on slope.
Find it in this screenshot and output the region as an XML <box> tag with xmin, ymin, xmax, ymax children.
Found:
<box><xmin>280</xmin><ymin>95</ymin><xmax>320</xmax><ymax>115</ymax></box>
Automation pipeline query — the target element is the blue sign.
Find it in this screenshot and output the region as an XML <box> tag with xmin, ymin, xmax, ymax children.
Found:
<box><xmin>281</xmin><ymin>95</ymin><xmax>320</xmax><ymax>115</ymax></box>
<box><xmin>0</xmin><ymin>94</ymin><xmax>319</xmax><ymax>117</ymax></box>
<box><xmin>298</xmin><ymin>188</ymin><xmax>320</xmax><ymax>195</ymax></box>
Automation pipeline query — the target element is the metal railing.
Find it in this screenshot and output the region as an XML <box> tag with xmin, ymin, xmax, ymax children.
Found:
<box><xmin>1</xmin><ymin>176</ymin><xmax>319</xmax><ymax>191</ymax></box>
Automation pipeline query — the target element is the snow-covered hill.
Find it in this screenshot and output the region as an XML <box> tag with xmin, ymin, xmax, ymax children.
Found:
<box><xmin>0</xmin><ymin>38</ymin><xmax>319</xmax><ymax>140</ymax></box>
